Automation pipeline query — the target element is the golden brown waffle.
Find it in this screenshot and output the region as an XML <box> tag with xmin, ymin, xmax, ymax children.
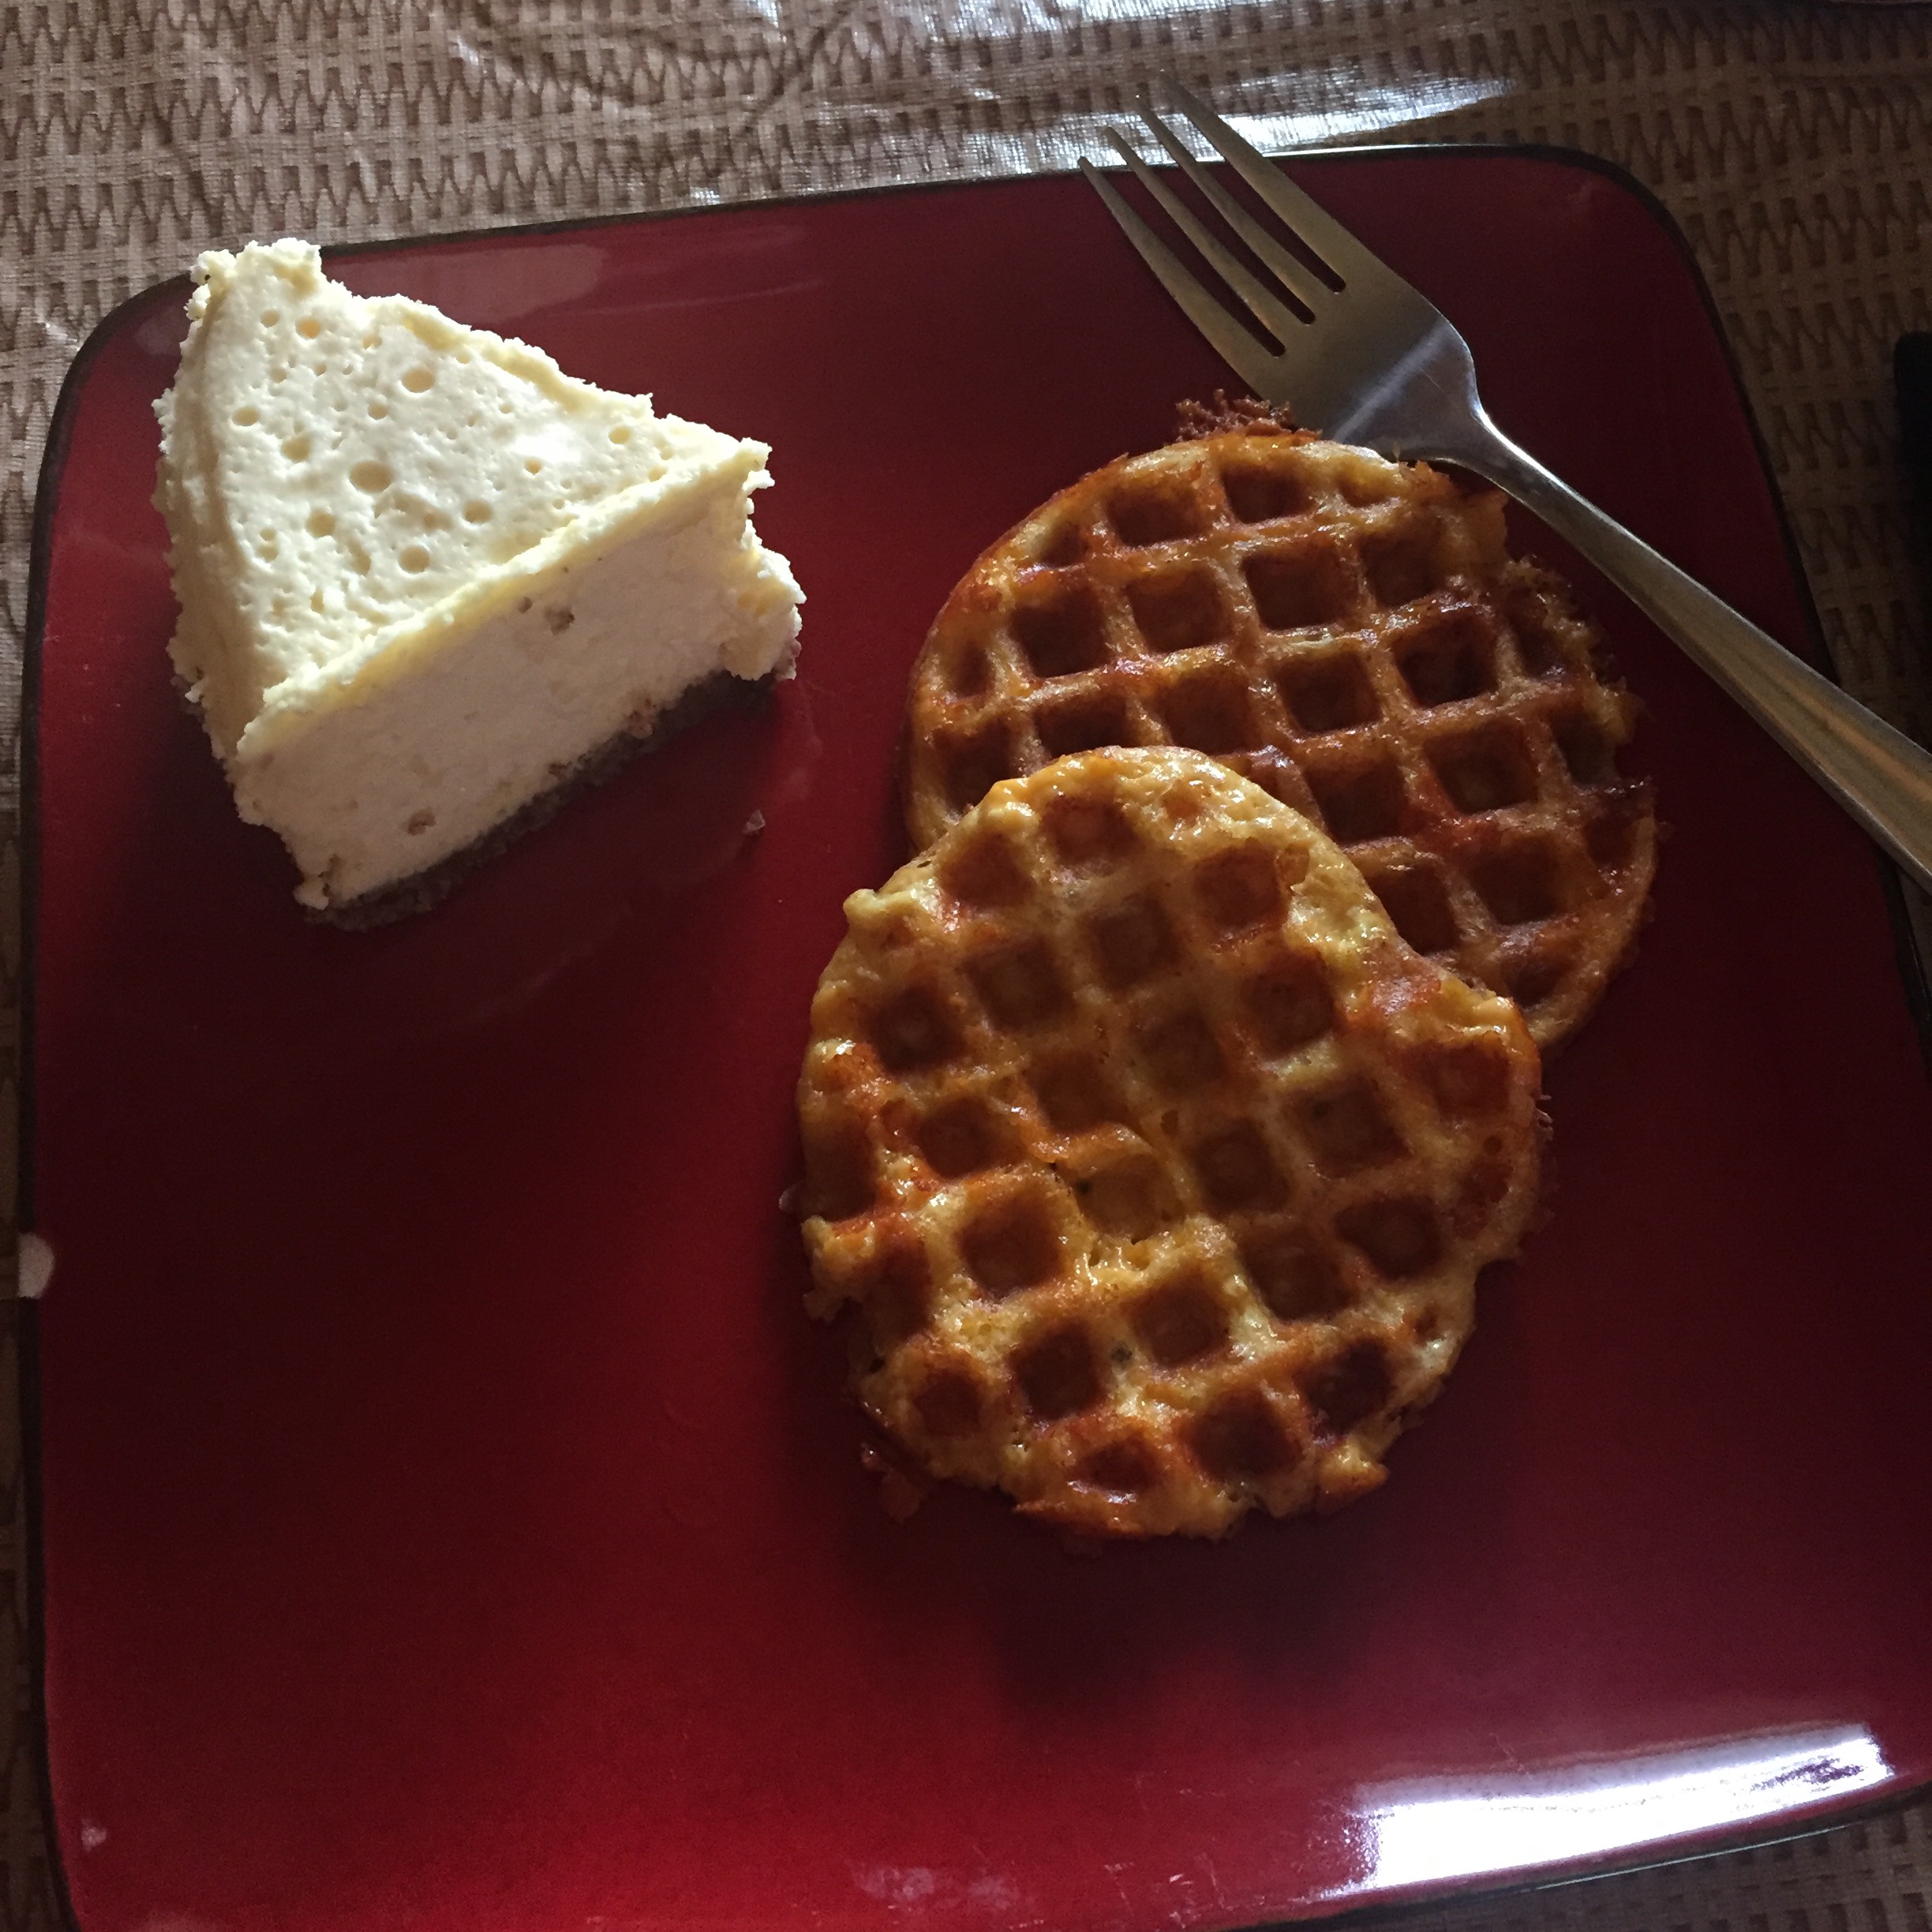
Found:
<box><xmin>902</xmin><ymin>428</ymin><xmax>1657</xmax><ymax>1052</ymax></box>
<box><xmin>798</xmin><ymin>748</ymin><xmax>1543</xmax><ymax>1538</ymax></box>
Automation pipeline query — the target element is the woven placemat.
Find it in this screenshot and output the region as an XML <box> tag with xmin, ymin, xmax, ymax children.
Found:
<box><xmin>2</xmin><ymin>5</ymin><xmax>1928</xmax><ymax>1929</ymax></box>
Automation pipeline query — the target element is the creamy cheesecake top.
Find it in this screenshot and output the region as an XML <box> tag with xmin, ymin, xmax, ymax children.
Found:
<box><xmin>155</xmin><ymin>238</ymin><xmax>788</xmax><ymax>761</ymax></box>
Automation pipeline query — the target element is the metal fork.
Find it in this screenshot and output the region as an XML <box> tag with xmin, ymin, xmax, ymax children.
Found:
<box><xmin>1081</xmin><ymin>78</ymin><xmax>1932</xmax><ymax>896</ymax></box>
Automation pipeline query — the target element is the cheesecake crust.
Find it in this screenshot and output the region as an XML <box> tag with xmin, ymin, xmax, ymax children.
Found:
<box><xmin>320</xmin><ymin>667</ymin><xmax>776</xmax><ymax>928</ymax></box>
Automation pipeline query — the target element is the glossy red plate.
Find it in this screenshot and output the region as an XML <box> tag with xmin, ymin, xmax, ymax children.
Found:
<box><xmin>25</xmin><ymin>152</ymin><xmax>1932</xmax><ymax>1932</ymax></box>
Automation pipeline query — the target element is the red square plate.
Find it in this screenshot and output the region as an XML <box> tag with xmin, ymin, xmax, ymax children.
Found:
<box><xmin>24</xmin><ymin>152</ymin><xmax>1932</xmax><ymax>1932</ymax></box>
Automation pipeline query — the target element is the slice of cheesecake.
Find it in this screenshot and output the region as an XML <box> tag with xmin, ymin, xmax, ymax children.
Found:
<box><xmin>154</xmin><ymin>238</ymin><xmax>803</xmax><ymax>917</ymax></box>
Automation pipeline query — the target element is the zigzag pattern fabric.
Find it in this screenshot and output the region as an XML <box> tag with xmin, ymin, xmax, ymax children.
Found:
<box><xmin>2</xmin><ymin>2</ymin><xmax>1930</xmax><ymax>1927</ymax></box>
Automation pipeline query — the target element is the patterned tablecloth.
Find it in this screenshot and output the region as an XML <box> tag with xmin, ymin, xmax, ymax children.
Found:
<box><xmin>2</xmin><ymin>4</ymin><xmax>1928</xmax><ymax>1929</ymax></box>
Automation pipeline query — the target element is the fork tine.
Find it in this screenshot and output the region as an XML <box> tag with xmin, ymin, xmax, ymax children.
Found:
<box><xmin>1076</xmin><ymin>159</ymin><xmax>1279</xmax><ymax>393</ymax></box>
<box><xmin>1132</xmin><ymin>100</ymin><xmax>1331</xmax><ymax>314</ymax></box>
<box><xmin>1100</xmin><ymin>131</ymin><xmax>1307</xmax><ymax>349</ymax></box>
<box><xmin>1161</xmin><ymin>73</ymin><xmax>1410</xmax><ymax>293</ymax></box>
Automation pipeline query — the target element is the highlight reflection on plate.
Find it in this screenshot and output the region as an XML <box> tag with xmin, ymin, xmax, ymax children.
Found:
<box><xmin>1361</xmin><ymin>1728</ymin><xmax>1893</xmax><ymax>1893</ymax></box>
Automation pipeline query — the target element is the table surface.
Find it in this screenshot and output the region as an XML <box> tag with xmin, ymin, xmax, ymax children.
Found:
<box><xmin>2</xmin><ymin>3</ymin><xmax>1929</xmax><ymax>1930</ymax></box>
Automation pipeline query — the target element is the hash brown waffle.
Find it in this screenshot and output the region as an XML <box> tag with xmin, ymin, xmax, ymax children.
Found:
<box><xmin>798</xmin><ymin>747</ymin><xmax>1543</xmax><ymax>1538</ymax></box>
<box><xmin>902</xmin><ymin>428</ymin><xmax>1657</xmax><ymax>1052</ymax></box>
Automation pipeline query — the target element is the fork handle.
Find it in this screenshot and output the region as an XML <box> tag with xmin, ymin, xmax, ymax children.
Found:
<box><xmin>1458</xmin><ymin>420</ymin><xmax>1932</xmax><ymax>898</ymax></box>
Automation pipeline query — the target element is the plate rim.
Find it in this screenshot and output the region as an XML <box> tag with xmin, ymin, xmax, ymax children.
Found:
<box><xmin>18</xmin><ymin>142</ymin><xmax>1932</xmax><ymax>1932</ymax></box>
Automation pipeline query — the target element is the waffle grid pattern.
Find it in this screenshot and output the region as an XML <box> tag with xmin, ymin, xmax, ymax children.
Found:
<box><xmin>905</xmin><ymin>432</ymin><xmax>1658</xmax><ymax>1050</ymax></box>
<box><xmin>801</xmin><ymin>748</ymin><xmax>1541</xmax><ymax>1537</ymax></box>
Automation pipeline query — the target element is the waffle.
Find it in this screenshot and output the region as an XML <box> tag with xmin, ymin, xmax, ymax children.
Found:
<box><xmin>797</xmin><ymin>747</ymin><xmax>1543</xmax><ymax>1538</ymax></box>
<box><xmin>902</xmin><ymin>426</ymin><xmax>1657</xmax><ymax>1052</ymax></box>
